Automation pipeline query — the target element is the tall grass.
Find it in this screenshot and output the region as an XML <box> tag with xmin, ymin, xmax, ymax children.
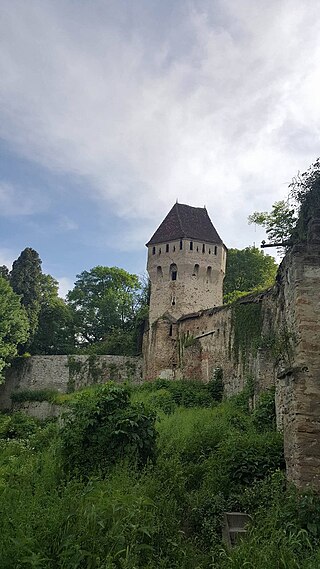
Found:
<box><xmin>0</xmin><ymin>381</ymin><xmax>319</xmax><ymax>568</ymax></box>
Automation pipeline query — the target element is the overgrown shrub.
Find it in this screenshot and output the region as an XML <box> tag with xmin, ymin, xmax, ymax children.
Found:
<box><xmin>252</xmin><ymin>387</ymin><xmax>276</xmax><ymax>431</ymax></box>
<box><xmin>11</xmin><ymin>388</ymin><xmax>58</xmax><ymax>403</ymax></box>
<box><xmin>0</xmin><ymin>412</ymin><xmax>40</xmax><ymax>439</ymax></box>
<box><xmin>60</xmin><ymin>383</ymin><xmax>157</xmax><ymax>476</ymax></box>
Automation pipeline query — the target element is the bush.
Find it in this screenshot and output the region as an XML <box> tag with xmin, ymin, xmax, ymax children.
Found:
<box><xmin>60</xmin><ymin>383</ymin><xmax>157</xmax><ymax>476</ymax></box>
<box><xmin>0</xmin><ymin>412</ymin><xmax>40</xmax><ymax>439</ymax></box>
<box><xmin>253</xmin><ymin>388</ymin><xmax>276</xmax><ymax>431</ymax></box>
<box><xmin>11</xmin><ymin>388</ymin><xmax>58</xmax><ymax>403</ymax></box>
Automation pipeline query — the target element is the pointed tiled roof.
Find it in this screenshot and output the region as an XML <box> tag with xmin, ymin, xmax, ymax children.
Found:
<box><xmin>146</xmin><ymin>203</ymin><xmax>223</xmax><ymax>246</ymax></box>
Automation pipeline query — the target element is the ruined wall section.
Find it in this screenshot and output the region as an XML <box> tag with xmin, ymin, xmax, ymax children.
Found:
<box><xmin>275</xmin><ymin>236</ymin><xmax>320</xmax><ymax>490</ymax></box>
<box><xmin>0</xmin><ymin>355</ymin><xmax>143</xmax><ymax>411</ymax></box>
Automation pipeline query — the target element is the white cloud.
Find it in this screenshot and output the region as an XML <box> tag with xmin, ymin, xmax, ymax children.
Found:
<box><xmin>57</xmin><ymin>276</ymin><xmax>73</xmax><ymax>299</ymax></box>
<box><xmin>0</xmin><ymin>182</ymin><xmax>49</xmax><ymax>216</ymax></box>
<box><xmin>0</xmin><ymin>247</ymin><xmax>17</xmax><ymax>270</ymax></box>
<box><xmin>0</xmin><ymin>0</ymin><xmax>320</xmax><ymax>247</ymax></box>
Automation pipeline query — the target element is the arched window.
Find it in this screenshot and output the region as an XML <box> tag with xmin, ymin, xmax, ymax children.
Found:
<box><xmin>170</xmin><ymin>263</ymin><xmax>178</xmax><ymax>281</ymax></box>
<box><xmin>157</xmin><ymin>266</ymin><xmax>163</xmax><ymax>281</ymax></box>
<box><xmin>192</xmin><ymin>263</ymin><xmax>199</xmax><ymax>277</ymax></box>
<box><xmin>206</xmin><ymin>266</ymin><xmax>212</xmax><ymax>283</ymax></box>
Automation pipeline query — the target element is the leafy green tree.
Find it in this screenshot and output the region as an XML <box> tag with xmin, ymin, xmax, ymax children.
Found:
<box><xmin>248</xmin><ymin>200</ymin><xmax>297</xmax><ymax>244</ymax></box>
<box><xmin>223</xmin><ymin>247</ymin><xmax>278</xmax><ymax>302</ymax></box>
<box><xmin>30</xmin><ymin>274</ymin><xmax>74</xmax><ymax>355</ymax></box>
<box><xmin>10</xmin><ymin>248</ymin><xmax>42</xmax><ymax>343</ymax></box>
<box><xmin>0</xmin><ymin>277</ymin><xmax>29</xmax><ymax>380</ymax></box>
<box><xmin>67</xmin><ymin>266</ymin><xmax>142</xmax><ymax>353</ymax></box>
<box><xmin>0</xmin><ymin>266</ymin><xmax>9</xmax><ymax>280</ymax></box>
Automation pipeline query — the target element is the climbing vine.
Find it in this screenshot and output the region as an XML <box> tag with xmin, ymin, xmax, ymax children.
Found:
<box><xmin>231</xmin><ymin>302</ymin><xmax>263</xmax><ymax>370</ymax></box>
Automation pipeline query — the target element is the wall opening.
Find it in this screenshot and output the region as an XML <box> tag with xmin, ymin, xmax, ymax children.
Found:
<box><xmin>171</xmin><ymin>296</ymin><xmax>176</xmax><ymax>306</ymax></box>
<box><xmin>180</xmin><ymin>240</ymin><xmax>183</xmax><ymax>250</ymax></box>
<box><xmin>214</xmin><ymin>246</ymin><xmax>217</xmax><ymax>255</ymax></box>
<box><xmin>202</xmin><ymin>244</ymin><xmax>205</xmax><ymax>253</ymax></box>
<box><xmin>207</xmin><ymin>266</ymin><xmax>212</xmax><ymax>283</ymax></box>
<box><xmin>157</xmin><ymin>266</ymin><xmax>163</xmax><ymax>280</ymax></box>
<box><xmin>166</xmin><ymin>244</ymin><xmax>169</xmax><ymax>252</ymax></box>
<box><xmin>169</xmin><ymin>324</ymin><xmax>173</xmax><ymax>337</ymax></box>
<box><xmin>152</xmin><ymin>246</ymin><xmax>156</xmax><ymax>255</ymax></box>
<box><xmin>170</xmin><ymin>263</ymin><xmax>178</xmax><ymax>281</ymax></box>
<box><xmin>193</xmin><ymin>263</ymin><xmax>199</xmax><ymax>277</ymax></box>
<box><xmin>190</xmin><ymin>241</ymin><xmax>193</xmax><ymax>251</ymax></box>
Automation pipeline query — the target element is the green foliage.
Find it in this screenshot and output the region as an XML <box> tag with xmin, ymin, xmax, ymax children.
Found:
<box><xmin>0</xmin><ymin>276</ymin><xmax>29</xmax><ymax>380</ymax></box>
<box><xmin>207</xmin><ymin>367</ymin><xmax>224</xmax><ymax>402</ymax></box>
<box><xmin>67</xmin><ymin>266</ymin><xmax>146</xmax><ymax>355</ymax></box>
<box><xmin>231</xmin><ymin>301</ymin><xmax>263</xmax><ymax>368</ymax></box>
<box><xmin>1</xmin><ymin>381</ymin><xmax>320</xmax><ymax>568</ymax></box>
<box><xmin>223</xmin><ymin>247</ymin><xmax>277</xmax><ymax>301</ymax></box>
<box><xmin>252</xmin><ymin>388</ymin><xmax>276</xmax><ymax>432</ymax></box>
<box><xmin>10</xmin><ymin>247</ymin><xmax>42</xmax><ymax>344</ymax></box>
<box><xmin>30</xmin><ymin>275</ymin><xmax>75</xmax><ymax>354</ymax></box>
<box><xmin>0</xmin><ymin>411</ymin><xmax>40</xmax><ymax>439</ymax></box>
<box><xmin>60</xmin><ymin>383</ymin><xmax>157</xmax><ymax>476</ymax></box>
<box><xmin>249</xmin><ymin>200</ymin><xmax>297</xmax><ymax>244</ymax></box>
<box><xmin>11</xmin><ymin>388</ymin><xmax>58</xmax><ymax>404</ymax></box>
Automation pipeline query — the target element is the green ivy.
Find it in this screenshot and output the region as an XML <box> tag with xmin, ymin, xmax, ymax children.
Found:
<box><xmin>231</xmin><ymin>301</ymin><xmax>263</xmax><ymax>369</ymax></box>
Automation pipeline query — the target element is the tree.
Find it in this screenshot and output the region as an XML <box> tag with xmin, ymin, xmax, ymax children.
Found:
<box><xmin>66</xmin><ymin>266</ymin><xmax>143</xmax><ymax>353</ymax></box>
<box><xmin>0</xmin><ymin>266</ymin><xmax>9</xmax><ymax>281</ymax></box>
<box><xmin>30</xmin><ymin>274</ymin><xmax>74</xmax><ymax>355</ymax></box>
<box><xmin>223</xmin><ymin>247</ymin><xmax>278</xmax><ymax>302</ymax></box>
<box><xmin>0</xmin><ymin>277</ymin><xmax>29</xmax><ymax>380</ymax></box>
<box><xmin>248</xmin><ymin>200</ymin><xmax>297</xmax><ymax>244</ymax></box>
<box><xmin>10</xmin><ymin>248</ymin><xmax>42</xmax><ymax>344</ymax></box>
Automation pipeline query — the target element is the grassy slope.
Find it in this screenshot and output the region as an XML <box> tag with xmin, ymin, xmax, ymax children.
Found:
<box><xmin>0</xmin><ymin>381</ymin><xmax>319</xmax><ymax>569</ymax></box>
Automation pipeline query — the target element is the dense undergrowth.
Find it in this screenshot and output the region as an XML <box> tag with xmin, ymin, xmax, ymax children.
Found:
<box><xmin>1</xmin><ymin>380</ymin><xmax>320</xmax><ymax>568</ymax></box>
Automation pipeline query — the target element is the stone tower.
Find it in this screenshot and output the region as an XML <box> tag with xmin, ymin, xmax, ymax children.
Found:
<box><xmin>143</xmin><ymin>203</ymin><xmax>227</xmax><ymax>380</ymax></box>
<box><xmin>146</xmin><ymin>203</ymin><xmax>227</xmax><ymax>326</ymax></box>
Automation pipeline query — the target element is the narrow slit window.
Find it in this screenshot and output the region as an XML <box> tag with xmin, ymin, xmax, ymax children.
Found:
<box><xmin>214</xmin><ymin>246</ymin><xmax>217</xmax><ymax>255</ymax></box>
<box><xmin>166</xmin><ymin>244</ymin><xmax>169</xmax><ymax>252</ymax></box>
<box><xmin>152</xmin><ymin>246</ymin><xmax>156</xmax><ymax>255</ymax></box>
<box><xmin>206</xmin><ymin>266</ymin><xmax>212</xmax><ymax>283</ymax></box>
<box><xmin>157</xmin><ymin>266</ymin><xmax>163</xmax><ymax>280</ymax></box>
<box><xmin>169</xmin><ymin>324</ymin><xmax>173</xmax><ymax>336</ymax></box>
<box><xmin>190</xmin><ymin>241</ymin><xmax>193</xmax><ymax>251</ymax></box>
<box><xmin>202</xmin><ymin>244</ymin><xmax>205</xmax><ymax>253</ymax></box>
<box><xmin>170</xmin><ymin>263</ymin><xmax>178</xmax><ymax>281</ymax></box>
<box><xmin>159</xmin><ymin>247</ymin><xmax>161</xmax><ymax>255</ymax></box>
<box><xmin>180</xmin><ymin>240</ymin><xmax>183</xmax><ymax>250</ymax></box>
<box><xmin>173</xmin><ymin>245</ymin><xmax>176</xmax><ymax>252</ymax></box>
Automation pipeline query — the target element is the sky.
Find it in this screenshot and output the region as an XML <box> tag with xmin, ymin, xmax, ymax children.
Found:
<box><xmin>1</xmin><ymin>0</ymin><xmax>320</xmax><ymax>297</ymax></box>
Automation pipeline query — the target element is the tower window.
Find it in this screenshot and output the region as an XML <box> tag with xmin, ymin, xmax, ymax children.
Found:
<box><xmin>196</xmin><ymin>246</ymin><xmax>199</xmax><ymax>252</ymax></box>
<box><xmin>209</xmin><ymin>248</ymin><xmax>211</xmax><ymax>254</ymax></box>
<box><xmin>166</xmin><ymin>244</ymin><xmax>169</xmax><ymax>252</ymax></box>
<box><xmin>202</xmin><ymin>244</ymin><xmax>205</xmax><ymax>253</ymax></box>
<box><xmin>190</xmin><ymin>241</ymin><xmax>193</xmax><ymax>251</ymax></box>
<box><xmin>169</xmin><ymin>324</ymin><xmax>173</xmax><ymax>336</ymax></box>
<box><xmin>180</xmin><ymin>240</ymin><xmax>183</xmax><ymax>250</ymax></box>
<box><xmin>170</xmin><ymin>263</ymin><xmax>178</xmax><ymax>281</ymax></box>
<box><xmin>159</xmin><ymin>247</ymin><xmax>161</xmax><ymax>254</ymax></box>
<box><xmin>214</xmin><ymin>246</ymin><xmax>217</xmax><ymax>255</ymax></box>
<box><xmin>157</xmin><ymin>266</ymin><xmax>163</xmax><ymax>280</ymax></box>
<box><xmin>193</xmin><ymin>263</ymin><xmax>199</xmax><ymax>277</ymax></box>
<box><xmin>152</xmin><ymin>246</ymin><xmax>156</xmax><ymax>255</ymax></box>
<box><xmin>207</xmin><ymin>266</ymin><xmax>212</xmax><ymax>283</ymax></box>
<box><xmin>173</xmin><ymin>245</ymin><xmax>176</xmax><ymax>252</ymax></box>
<box><xmin>171</xmin><ymin>296</ymin><xmax>176</xmax><ymax>306</ymax></box>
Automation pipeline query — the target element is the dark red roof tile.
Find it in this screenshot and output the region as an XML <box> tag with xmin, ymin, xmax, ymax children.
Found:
<box><xmin>146</xmin><ymin>203</ymin><xmax>223</xmax><ymax>246</ymax></box>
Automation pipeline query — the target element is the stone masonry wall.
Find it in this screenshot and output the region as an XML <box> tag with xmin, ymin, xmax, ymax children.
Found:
<box><xmin>0</xmin><ymin>355</ymin><xmax>143</xmax><ymax>411</ymax></box>
<box><xmin>144</xmin><ymin>230</ymin><xmax>320</xmax><ymax>490</ymax></box>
